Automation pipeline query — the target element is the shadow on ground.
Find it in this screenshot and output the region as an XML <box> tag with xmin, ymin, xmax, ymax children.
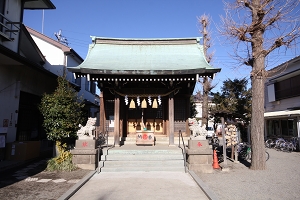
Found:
<box><xmin>214</xmin><ymin>145</ymin><xmax>251</xmax><ymax>168</ymax></box>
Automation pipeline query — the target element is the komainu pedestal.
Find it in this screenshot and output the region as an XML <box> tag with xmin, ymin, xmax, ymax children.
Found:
<box><xmin>186</xmin><ymin>139</ymin><xmax>213</xmax><ymax>173</ymax></box>
<box><xmin>71</xmin><ymin>139</ymin><xmax>98</xmax><ymax>170</ymax></box>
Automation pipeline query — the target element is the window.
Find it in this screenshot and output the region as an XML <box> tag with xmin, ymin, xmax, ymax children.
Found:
<box><xmin>275</xmin><ymin>74</ymin><xmax>300</xmax><ymax>100</ymax></box>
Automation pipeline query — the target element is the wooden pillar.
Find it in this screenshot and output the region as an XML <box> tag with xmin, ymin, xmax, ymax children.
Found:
<box><xmin>186</xmin><ymin>95</ymin><xmax>191</xmax><ymax>136</ymax></box>
<box><xmin>169</xmin><ymin>93</ymin><xmax>174</xmax><ymax>146</ymax></box>
<box><xmin>114</xmin><ymin>94</ymin><xmax>120</xmax><ymax>146</ymax></box>
<box><xmin>163</xmin><ymin>98</ymin><xmax>168</xmax><ymax>136</ymax></box>
<box><xmin>120</xmin><ymin>97</ymin><xmax>124</xmax><ymax>137</ymax></box>
<box><xmin>99</xmin><ymin>92</ymin><xmax>106</xmax><ymax>135</ymax></box>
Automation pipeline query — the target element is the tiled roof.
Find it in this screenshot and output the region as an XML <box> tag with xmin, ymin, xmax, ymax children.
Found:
<box><xmin>68</xmin><ymin>37</ymin><xmax>221</xmax><ymax>75</ymax></box>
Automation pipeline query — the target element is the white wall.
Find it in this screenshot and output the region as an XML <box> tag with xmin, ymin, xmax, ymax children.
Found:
<box><xmin>29</xmin><ymin>33</ymin><xmax>100</xmax><ymax>117</ymax></box>
<box><xmin>0</xmin><ymin>63</ymin><xmax>57</xmax><ymax>142</ymax></box>
<box><xmin>0</xmin><ymin>67</ymin><xmax>20</xmax><ymax>142</ymax></box>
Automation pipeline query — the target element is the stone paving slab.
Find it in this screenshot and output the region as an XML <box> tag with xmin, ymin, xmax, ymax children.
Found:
<box><xmin>69</xmin><ymin>171</ymin><xmax>209</xmax><ymax>200</ymax></box>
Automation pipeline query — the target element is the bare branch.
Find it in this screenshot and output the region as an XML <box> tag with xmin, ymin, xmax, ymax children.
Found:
<box><xmin>265</xmin><ymin>26</ymin><xmax>300</xmax><ymax>56</ymax></box>
<box><xmin>220</xmin><ymin>0</ymin><xmax>300</xmax><ymax>65</ymax></box>
<box><xmin>198</xmin><ymin>14</ymin><xmax>213</xmax><ymax>62</ymax></box>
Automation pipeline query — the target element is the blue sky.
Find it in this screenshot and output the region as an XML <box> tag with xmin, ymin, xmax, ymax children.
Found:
<box><xmin>23</xmin><ymin>0</ymin><xmax>300</xmax><ymax>94</ymax></box>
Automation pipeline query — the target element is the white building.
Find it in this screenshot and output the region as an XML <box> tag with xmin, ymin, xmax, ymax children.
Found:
<box><xmin>264</xmin><ymin>55</ymin><xmax>300</xmax><ymax>140</ymax></box>
<box><xmin>26</xmin><ymin>27</ymin><xmax>99</xmax><ymax>118</ymax></box>
<box><xmin>0</xmin><ymin>0</ymin><xmax>56</xmax><ymax>144</ymax></box>
<box><xmin>193</xmin><ymin>94</ymin><xmax>215</xmax><ymax>128</ymax></box>
<box><xmin>0</xmin><ymin>0</ymin><xmax>98</xmax><ymax>153</ymax></box>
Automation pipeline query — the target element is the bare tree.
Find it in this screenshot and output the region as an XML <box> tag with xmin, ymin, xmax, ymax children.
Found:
<box><xmin>220</xmin><ymin>0</ymin><xmax>300</xmax><ymax>170</ymax></box>
<box><xmin>198</xmin><ymin>14</ymin><xmax>216</xmax><ymax>128</ymax></box>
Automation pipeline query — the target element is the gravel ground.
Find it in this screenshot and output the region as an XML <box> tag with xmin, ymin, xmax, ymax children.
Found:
<box><xmin>0</xmin><ymin>159</ymin><xmax>92</xmax><ymax>200</ymax></box>
<box><xmin>195</xmin><ymin>148</ymin><xmax>300</xmax><ymax>200</ymax></box>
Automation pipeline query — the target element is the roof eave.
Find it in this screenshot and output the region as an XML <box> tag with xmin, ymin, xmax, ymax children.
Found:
<box><xmin>24</xmin><ymin>0</ymin><xmax>56</xmax><ymax>9</ymax></box>
<box><xmin>68</xmin><ymin>67</ymin><xmax>221</xmax><ymax>75</ymax></box>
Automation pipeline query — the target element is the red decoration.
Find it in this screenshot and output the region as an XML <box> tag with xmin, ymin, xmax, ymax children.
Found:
<box><xmin>142</xmin><ymin>134</ymin><xmax>148</xmax><ymax>140</ymax></box>
<box><xmin>82</xmin><ymin>141</ymin><xmax>88</xmax><ymax>147</ymax></box>
<box><xmin>197</xmin><ymin>142</ymin><xmax>202</xmax><ymax>147</ymax></box>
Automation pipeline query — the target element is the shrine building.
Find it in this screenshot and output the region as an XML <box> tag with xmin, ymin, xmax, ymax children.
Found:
<box><xmin>68</xmin><ymin>37</ymin><xmax>221</xmax><ymax>146</ymax></box>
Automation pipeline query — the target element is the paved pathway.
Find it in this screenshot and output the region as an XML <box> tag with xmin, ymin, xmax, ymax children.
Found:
<box><xmin>11</xmin><ymin>159</ymin><xmax>81</xmax><ymax>184</ymax></box>
<box><xmin>69</xmin><ymin>171</ymin><xmax>209</xmax><ymax>200</ymax></box>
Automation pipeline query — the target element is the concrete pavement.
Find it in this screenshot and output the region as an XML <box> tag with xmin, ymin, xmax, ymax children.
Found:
<box><xmin>63</xmin><ymin>171</ymin><xmax>212</xmax><ymax>200</ymax></box>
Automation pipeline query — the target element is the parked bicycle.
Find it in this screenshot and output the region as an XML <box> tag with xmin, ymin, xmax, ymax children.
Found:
<box><xmin>209</xmin><ymin>133</ymin><xmax>220</xmax><ymax>146</ymax></box>
<box><xmin>237</xmin><ymin>143</ymin><xmax>269</xmax><ymax>162</ymax></box>
<box><xmin>265</xmin><ymin>137</ymin><xmax>298</xmax><ymax>152</ymax></box>
<box><xmin>290</xmin><ymin>137</ymin><xmax>299</xmax><ymax>151</ymax></box>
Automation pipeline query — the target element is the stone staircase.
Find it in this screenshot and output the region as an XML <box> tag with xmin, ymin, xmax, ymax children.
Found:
<box><xmin>98</xmin><ymin>144</ymin><xmax>186</xmax><ymax>172</ymax></box>
<box><xmin>105</xmin><ymin>136</ymin><xmax>190</xmax><ymax>146</ymax></box>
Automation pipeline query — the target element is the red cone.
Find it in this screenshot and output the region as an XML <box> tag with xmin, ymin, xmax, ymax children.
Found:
<box><xmin>212</xmin><ymin>149</ymin><xmax>221</xmax><ymax>169</ymax></box>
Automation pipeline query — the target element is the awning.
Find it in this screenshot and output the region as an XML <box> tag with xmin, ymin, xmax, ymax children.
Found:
<box><xmin>264</xmin><ymin>110</ymin><xmax>300</xmax><ymax>118</ymax></box>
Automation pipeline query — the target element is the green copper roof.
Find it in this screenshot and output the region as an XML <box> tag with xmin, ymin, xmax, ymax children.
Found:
<box><xmin>68</xmin><ymin>37</ymin><xmax>221</xmax><ymax>75</ymax></box>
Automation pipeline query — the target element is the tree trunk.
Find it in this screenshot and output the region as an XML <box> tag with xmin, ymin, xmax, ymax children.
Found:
<box><xmin>249</xmin><ymin>0</ymin><xmax>267</xmax><ymax>170</ymax></box>
<box><xmin>250</xmin><ymin>31</ymin><xmax>266</xmax><ymax>169</ymax></box>
<box><xmin>202</xmin><ymin>77</ymin><xmax>208</xmax><ymax>127</ymax></box>
<box><xmin>250</xmin><ymin>73</ymin><xmax>266</xmax><ymax>170</ymax></box>
<box><xmin>53</xmin><ymin>141</ymin><xmax>59</xmax><ymax>157</ymax></box>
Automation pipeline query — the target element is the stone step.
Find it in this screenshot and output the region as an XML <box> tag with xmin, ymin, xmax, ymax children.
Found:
<box><xmin>101</xmin><ymin>154</ymin><xmax>183</xmax><ymax>161</ymax></box>
<box><xmin>105</xmin><ymin>136</ymin><xmax>190</xmax><ymax>145</ymax></box>
<box><xmin>99</xmin><ymin>166</ymin><xmax>185</xmax><ymax>172</ymax></box>
<box><xmin>102</xmin><ymin>149</ymin><xmax>183</xmax><ymax>155</ymax></box>
<box><xmin>98</xmin><ymin>144</ymin><xmax>186</xmax><ymax>172</ymax></box>
<box><xmin>99</xmin><ymin>160</ymin><xmax>184</xmax><ymax>168</ymax></box>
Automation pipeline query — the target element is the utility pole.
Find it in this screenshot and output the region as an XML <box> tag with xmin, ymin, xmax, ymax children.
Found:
<box><xmin>42</xmin><ymin>10</ymin><xmax>44</xmax><ymax>34</ymax></box>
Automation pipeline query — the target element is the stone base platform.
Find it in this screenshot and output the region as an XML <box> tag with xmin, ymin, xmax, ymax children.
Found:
<box><xmin>71</xmin><ymin>139</ymin><xmax>98</xmax><ymax>170</ymax></box>
<box><xmin>186</xmin><ymin>140</ymin><xmax>213</xmax><ymax>173</ymax></box>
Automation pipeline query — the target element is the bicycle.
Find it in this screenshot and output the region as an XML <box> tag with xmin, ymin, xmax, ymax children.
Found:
<box><xmin>290</xmin><ymin>137</ymin><xmax>299</xmax><ymax>151</ymax></box>
<box><xmin>265</xmin><ymin>138</ymin><xmax>276</xmax><ymax>148</ymax></box>
<box><xmin>237</xmin><ymin>143</ymin><xmax>269</xmax><ymax>162</ymax></box>
<box><xmin>209</xmin><ymin>133</ymin><xmax>220</xmax><ymax>146</ymax></box>
<box><xmin>274</xmin><ymin>138</ymin><xmax>295</xmax><ymax>152</ymax></box>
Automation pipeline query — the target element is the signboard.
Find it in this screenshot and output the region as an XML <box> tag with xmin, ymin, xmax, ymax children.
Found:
<box><xmin>136</xmin><ymin>131</ymin><xmax>154</xmax><ymax>145</ymax></box>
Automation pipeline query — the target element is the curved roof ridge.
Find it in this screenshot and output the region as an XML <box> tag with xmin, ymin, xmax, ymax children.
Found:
<box><xmin>91</xmin><ymin>36</ymin><xmax>201</xmax><ymax>45</ymax></box>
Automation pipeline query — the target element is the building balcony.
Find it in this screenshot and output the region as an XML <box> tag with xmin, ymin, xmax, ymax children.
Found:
<box><xmin>0</xmin><ymin>13</ymin><xmax>20</xmax><ymax>41</ymax></box>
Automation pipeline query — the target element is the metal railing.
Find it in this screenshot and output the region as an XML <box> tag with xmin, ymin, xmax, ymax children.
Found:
<box><xmin>97</xmin><ymin>130</ymin><xmax>114</xmax><ymax>173</ymax></box>
<box><xmin>178</xmin><ymin>130</ymin><xmax>187</xmax><ymax>173</ymax></box>
<box><xmin>0</xmin><ymin>13</ymin><xmax>20</xmax><ymax>41</ymax></box>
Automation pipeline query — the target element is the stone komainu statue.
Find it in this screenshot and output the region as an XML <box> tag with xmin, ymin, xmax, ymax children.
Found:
<box><xmin>77</xmin><ymin>117</ymin><xmax>97</xmax><ymax>140</ymax></box>
<box><xmin>188</xmin><ymin>118</ymin><xmax>207</xmax><ymax>138</ymax></box>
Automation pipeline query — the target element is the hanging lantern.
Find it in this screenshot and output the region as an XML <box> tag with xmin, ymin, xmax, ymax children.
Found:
<box><xmin>141</xmin><ymin>99</ymin><xmax>147</xmax><ymax>108</ymax></box>
<box><xmin>152</xmin><ymin>99</ymin><xmax>158</xmax><ymax>108</ymax></box>
<box><xmin>129</xmin><ymin>99</ymin><xmax>135</xmax><ymax>109</ymax></box>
